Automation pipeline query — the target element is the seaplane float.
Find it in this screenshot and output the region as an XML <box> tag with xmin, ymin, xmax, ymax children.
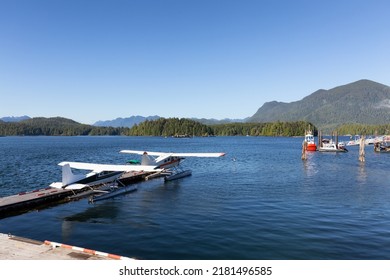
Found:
<box><xmin>119</xmin><ymin>150</ymin><xmax>226</xmax><ymax>181</ymax></box>
<box><xmin>49</xmin><ymin>150</ymin><xmax>225</xmax><ymax>202</ymax></box>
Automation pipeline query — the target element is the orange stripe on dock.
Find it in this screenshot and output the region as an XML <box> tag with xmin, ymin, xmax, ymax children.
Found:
<box><xmin>107</xmin><ymin>253</ymin><xmax>122</xmax><ymax>260</ymax></box>
<box><xmin>44</xmin><ymin>240</ymin><xmax>133</xmax><ymax>260</ymax></box>
<box><xmin>61</xmin><ymin>244</ymin><xmax>73</xmax><ymax>249</ymax></box>
<box><xmin>83</xmin><ymin>248</ymin><xmax>96</xmax><ymax>255</ymax></box>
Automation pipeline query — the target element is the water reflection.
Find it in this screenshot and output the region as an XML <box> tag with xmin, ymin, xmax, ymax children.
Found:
<box><xmin>61</xmin><ymin>203</ymin><xmax>120</xmax><ymax>241</ymax></box>
<box><xmin>302</xmin><ymin>152</ymin><xmax>318</xmax><ymax>178</ymax></box>
<box><xmin>357</xmin><ymin>161</ymin><xmax>367</xmax><ymax>184</ymax></box>
<box><xmin>63</xmin><ymin>203</ymin><xmax>120</xmax><ymax>223</ymax></box>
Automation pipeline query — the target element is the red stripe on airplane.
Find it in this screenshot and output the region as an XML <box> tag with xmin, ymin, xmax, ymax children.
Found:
<box><xmin>158</xmin><ymin>158</ymin><xmax>181</xmax><ymax>168</ymax></box>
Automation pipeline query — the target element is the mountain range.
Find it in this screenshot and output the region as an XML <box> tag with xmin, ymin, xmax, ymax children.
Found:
<box><xmin>0</xmin><ymin>115</ymin><xmax>31</xmax><ymax>122</ymax></box>
<box><xmin>2</xmin><ymin>79</ymin><xmax>390</xmax><ymax>131</ymax></box>
<box><xmin>93</xmin><ymin>115</ymin><xmax>160</xmax><ymax>127</ymax></box>
<box><xmin>93</xmin><ymin>116</ymin><xmax>247</xmax><ymax>127</ymax></box>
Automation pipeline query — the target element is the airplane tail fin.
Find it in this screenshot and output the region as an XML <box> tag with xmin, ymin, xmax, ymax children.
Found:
<box><xmin>62</xmin><ymin>163</ymin><xmax>84</xmax><ymax>186</ymax></box>
<box><xmin>141</xmin><ymin>152</ymin><xmax>156</xmax><ymax>166</ymax></box>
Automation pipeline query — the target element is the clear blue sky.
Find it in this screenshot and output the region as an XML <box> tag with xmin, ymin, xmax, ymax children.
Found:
<box><xmin>1</xmin><ymin>0</ymin><xmax>390</xmax><ymax>124</ymax></box>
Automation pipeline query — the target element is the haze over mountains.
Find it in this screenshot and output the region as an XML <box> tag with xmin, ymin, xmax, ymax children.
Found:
<box><xmin>2</xmin><ymin>79</ymin><xmax>390</xmax><ymax>131</ymax></box>
<box><xmin>93</xmin><ymin>116</ymin><xmax>247</xmax><ymax>127</ymax></box>
<box><xmin>93</xmin><ymin>115</ymin><xmax>160</xmax><ymax>127</ymax></box>
<box><xmin>0</xmin><ymin>115</ymin><xmax>30</xmax><ymax>122</ymax></box>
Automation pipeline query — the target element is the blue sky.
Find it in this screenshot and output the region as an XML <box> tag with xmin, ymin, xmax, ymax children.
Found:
<box><xmin>1</xmin><ymin>0</ymin><xmax>390</xmax><ymax>124</ymax></box>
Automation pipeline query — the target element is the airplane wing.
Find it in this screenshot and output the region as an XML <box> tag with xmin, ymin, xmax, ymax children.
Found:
<box><xmin>120</xmin><ymin>150</ymin><xmax>225</xmax><ymax>158</ymax></box>
<box><xmin>58</xmin><ymin>161</ymin><xmax>160</xmax><ymax>172</ymax></box>
<box><xmin>169</xmin><ymin>152</ymin><xmax>225</xmax><ymax>158</ymax></box>
<box><xmin>120</xmin><ymin>150</ymin><xmax>168</xmax><ymax>156</ymax></box>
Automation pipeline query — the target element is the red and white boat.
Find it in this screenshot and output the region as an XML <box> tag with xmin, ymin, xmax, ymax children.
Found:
<box><xmin>304</xmin><ymin>131</ymin><xmax>317</xmax><ymax>151</ymax></box>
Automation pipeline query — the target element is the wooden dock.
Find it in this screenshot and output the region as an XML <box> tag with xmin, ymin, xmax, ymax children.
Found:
<box><xmin>0</xmin><ymin>171</ymin><xmax>155</xmax><ymax>260</ymax></box>
<box><xmin>0</xmin><ymin>170</ymin><xmax>157</xmax><ymax>218</ymax></box>
<box><xmin>0</xmin><ymin>187</ymin><xmax>74</xmax><ymax>217</ymax></box>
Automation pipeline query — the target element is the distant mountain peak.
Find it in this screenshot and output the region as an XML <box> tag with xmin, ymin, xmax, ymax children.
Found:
<box><xmin>0</xmin><ymin>115</ymin><xmax>31</xmax><ymax>122</ymax></box>
<box><xmin>249</xmin><ymin>79</ymin><xmax>390</xmax><ymax>131</ymax></box>
<box><xmin>93</xmin><ymin>115</ymin><xmax>160</xmax><ymax>128</ymax></box>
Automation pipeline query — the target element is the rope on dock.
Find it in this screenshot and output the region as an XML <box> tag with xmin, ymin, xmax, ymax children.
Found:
<box><xmin>44</xmin><ymin>240</ymin><xmax>135</xmax><ymax>260</ymax></box>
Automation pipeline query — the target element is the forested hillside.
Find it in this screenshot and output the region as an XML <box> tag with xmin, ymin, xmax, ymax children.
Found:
<box><xmin>0</xmin><ymin>116</ymin><xmax>316</xmax><ymax>137</ymax></box>
<box><xmin>249</xmin><ymin>79</ymin><xmax>390</xmax><ymax>131</ymax></box>
<box><xmin>126</xmin><ymin>118</ymin><xmax>214</xmax><ymax>137</ymax></box>
<box><xmin>127</xmin><ymin>118</ymin><xmax>316</xmax><ymax>137</ymax></box>
<box><xmin>0</xmin><ymin>117</ymin><xmax>126</xmax><ymax>136</ymax></box>
<box><xmin>335</xmin><ymin>123</ymin><xmax>390</xmax><ymax>136</ymax></box>
<box><xmin>211</xmin><ymin>121</ymin><xmax>315</xmax><ymax>136</ymax></box>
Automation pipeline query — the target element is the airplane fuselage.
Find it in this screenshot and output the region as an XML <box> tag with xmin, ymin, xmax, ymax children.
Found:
<box><xmin>155</xmin><ymin>156</ymin><xmax>184</xmax><ymax>169</ymax></box>
<box><xmin>77</xmin><ymin>171</ymin><xmax>123</xmax><ymax>187</ymax></box>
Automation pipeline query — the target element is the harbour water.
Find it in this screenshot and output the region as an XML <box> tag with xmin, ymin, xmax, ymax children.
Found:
<box><xmin>1</xmin><ymin>136</ymin><xmax>390</xmax><ymax>260</ymax></box>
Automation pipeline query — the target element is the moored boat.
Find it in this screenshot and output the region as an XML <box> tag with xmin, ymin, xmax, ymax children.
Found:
<box><xmin>374</xmin><ymin>141</ymin><xmax>390</xmax><ymax>153</ymax></box>
<box><xmin>318</xmin><ymin>141</ymin><xmax>348</xmax><ymax>152</ymax></box>
<box><xmin>304</xmin><ymin>131</ymin><xmax>317</xmax><ymax>151</ymax></box>
<box><xmin>346</xmin><ymin>135</ymin><xmax>383</xmax><ymax>146</ymax></box>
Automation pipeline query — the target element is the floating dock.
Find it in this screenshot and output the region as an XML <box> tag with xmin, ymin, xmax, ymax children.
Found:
<box><xmin>0</xmin><ymin>170</ymin><xmax>156</xmax><ymax>218</ymax></box>
<box><xmin>0</xmin><ymin>187</ymin><xmax>74</xmax><ymax>217</ymax></box>
<box><xmin>0</xmin><ymin>171</ymin><xmax>153</xmax><ymax>259</ymax></box>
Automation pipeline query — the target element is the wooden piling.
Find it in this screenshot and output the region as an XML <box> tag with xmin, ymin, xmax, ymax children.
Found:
<box><xmin>302</xmin><ymin>140</ymin><xmax>307</xmax><ymax>160</ymax></box>
<box><xmin>359</xmin><ymin>135</ymin><xmax>366</xmax><ymax>162</ymax></box>
<box><xmin>318</xmin><ymin>131</ymin><xmax>322</xmax><ymax>148</ymax></box>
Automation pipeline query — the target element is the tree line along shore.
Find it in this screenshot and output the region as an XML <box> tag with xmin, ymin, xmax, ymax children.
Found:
<box><xmin>1</xmin><ymin>117</ymin><xmax>389</xmax><ymax>137</ymax></box>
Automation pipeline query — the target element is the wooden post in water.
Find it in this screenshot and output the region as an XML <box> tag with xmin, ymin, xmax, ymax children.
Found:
<box><xmin>302</xmin><ymin>139</ymin><xmax>307</xmax><ymax>160</ymax></box>
<box><xmin>318</xmin><ymin>131</ymin><xmax>322</xmax><ymax>148</ymax></box>
<box><xmin>359</xmin><ymin>135</ymin><xmax>366</xmax><ymax>162</ymax></box>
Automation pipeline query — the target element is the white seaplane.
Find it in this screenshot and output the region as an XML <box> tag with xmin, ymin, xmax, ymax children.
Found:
<box><xmin>120</xmin><ymin>150</ymin><xmax>226</xmax><ymax>181</ymax></box>
<box><xmin>49</xmin><ymin>161</ymin><xmax>161</xmax><ymax>190</ymax></box>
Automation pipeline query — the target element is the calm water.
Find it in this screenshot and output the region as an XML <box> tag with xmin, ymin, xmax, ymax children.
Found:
<box><xmin>1</xmin><ymin>136</ymin><xmax>390</xmax><ymax>260</ymax></box>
